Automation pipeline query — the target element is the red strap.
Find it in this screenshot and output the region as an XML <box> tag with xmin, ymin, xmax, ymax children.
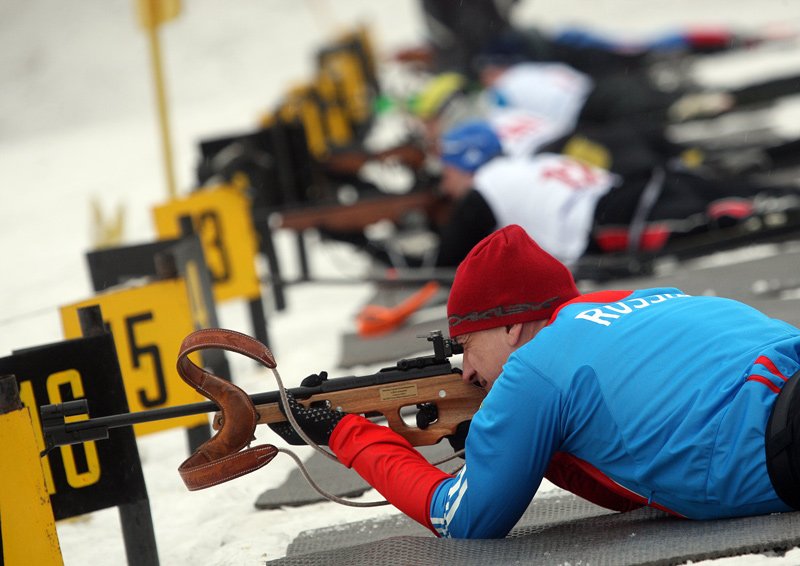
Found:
<box><xmin>685</xmin><ymin>27</ymin><xmax>734</xmax><ymax>49</ymax></box>
<box><xmin>331</xmin><ymin>414</ymin><xmax>451</xmax><ymax>533</ymax></box>
<box><xmin>593</xmin><ymin>224</ymin><xmax>671</xmax><ymax>253</ymax></box>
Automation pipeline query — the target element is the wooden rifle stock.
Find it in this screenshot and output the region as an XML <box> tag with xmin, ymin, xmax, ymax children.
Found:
<box><xmin>213</xmin><ymin>371</ymin><xmax>484</xmax><ymax>447</ymax></box>
<box><xmin>274</xmin><ymin>190</ymin><xmax>448</xmax><ymax>232</ymax></box>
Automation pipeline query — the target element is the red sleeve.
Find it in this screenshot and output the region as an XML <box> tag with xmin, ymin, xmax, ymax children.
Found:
<box><xmin>330</xmin><ymin>414</ymin><xmax>452</xmax><ymax>533</ymax></box>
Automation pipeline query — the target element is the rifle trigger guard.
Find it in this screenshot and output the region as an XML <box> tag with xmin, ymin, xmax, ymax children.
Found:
<box><xmin>175</xmin><ymin>328</ymin><xmax>279</xmax><ymax>490</ymax></box>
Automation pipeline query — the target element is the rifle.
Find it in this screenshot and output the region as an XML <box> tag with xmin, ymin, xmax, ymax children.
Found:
<box><xmin>39</xmin><ymin>330</ymin><xmax>484</xmax><ymax>491</ymax></box>
<box><xmin>273</xmin><ymin>189</ymin><xmax>448</xmax><ymax>233</ymax></box>
<box><xmin>321</xmin><ymin>143</ymin><xmax>427</xmax><ymax>176</ymax></box>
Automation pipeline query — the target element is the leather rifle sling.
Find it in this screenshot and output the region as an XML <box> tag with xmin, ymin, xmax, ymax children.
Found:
<box><xmin>176</xmin><ymin>328</ymin><xmax>279</xmax><ymax>490</ymax></box>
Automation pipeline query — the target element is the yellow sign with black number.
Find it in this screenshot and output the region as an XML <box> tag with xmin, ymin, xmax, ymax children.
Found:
<box><xmin>59</xmin><ymin>279</ymin><xmax>207</xmax><ymax>435</ymax></box>
<box><xmin>19</xmin><ymin>373</ymin><xmax>101</xmax><ymax>494</ymax></box>
<box><xmin>152</xmin><ymin>184</ymin><xmax>261</xmax><ymax>302</ymax></box>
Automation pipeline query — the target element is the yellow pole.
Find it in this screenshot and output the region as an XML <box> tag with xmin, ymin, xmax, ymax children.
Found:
<box><xmin>144</xmin><ymin>0</ymin><xmax>178</xmax><ymax>199</ymax></box>
<box><xmin>146</xmin><ymin>20</ymin><xmax>178</xmax><ymax>199</ymax></box>
<box><xmin>0</xmin><ymin>375</ymin><xmax>63</xmax><ymax>566</ymax></box>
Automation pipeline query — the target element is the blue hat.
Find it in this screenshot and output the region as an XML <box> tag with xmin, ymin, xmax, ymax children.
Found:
<box><xmin>440</xmin><ymin>121</ymin><xmax>503</xmax><ymax>173</ymax></box>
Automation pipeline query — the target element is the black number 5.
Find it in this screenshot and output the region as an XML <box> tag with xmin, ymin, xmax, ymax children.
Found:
<box><xmin>125</xmin><ymin>312</ymin><xmax>168</xmax><ymax>407</ymax></box>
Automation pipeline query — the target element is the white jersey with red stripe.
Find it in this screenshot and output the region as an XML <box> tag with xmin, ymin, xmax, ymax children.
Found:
<box><xmin>429</xmin><ymin>288</ymin><xmax>800</xmax><ymax>537</ymax></box>
<box><xmin>487</xmin><ymin>62</ymin><xmax>593</xmax><ymax>157</ymax></box>
<box><xmin>473</xmin><ymin>154</ymin><xmax>616</xmax><ymax>265</ymax></box>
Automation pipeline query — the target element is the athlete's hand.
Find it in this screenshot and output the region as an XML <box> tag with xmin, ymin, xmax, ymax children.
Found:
<box><xmin>445</xmin><ymin>420</ymin><xmax>471</xmax><ymax>459</ymax></box>
<box><xmin>273</xmin><ymin>391</ymin><xmax>347</xmax><ymax>446</ymax></box>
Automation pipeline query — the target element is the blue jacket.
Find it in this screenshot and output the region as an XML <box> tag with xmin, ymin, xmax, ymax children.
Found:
<box><xmin>429</xmin><ymin>288</ymin><xmax>800</xmax><ymax>538</ymax></box>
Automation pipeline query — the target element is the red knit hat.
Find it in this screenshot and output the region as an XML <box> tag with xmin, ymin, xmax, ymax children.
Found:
<box><xmin>447</xmin><ymin>225</ymin><xmax>580</xmax><ymax>338</ymax></box>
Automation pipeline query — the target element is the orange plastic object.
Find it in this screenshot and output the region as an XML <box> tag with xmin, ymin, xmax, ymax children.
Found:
<box><xmin>356</xmin><ymin>281</ymin><xmax>440</xmax><ymax>337</ymax></box>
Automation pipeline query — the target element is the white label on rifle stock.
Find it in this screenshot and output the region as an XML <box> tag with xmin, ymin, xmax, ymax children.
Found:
<box><xmin>379</xmin><ymin>383</ymin><xmax>418</xmax><ymax>401</ymax></box>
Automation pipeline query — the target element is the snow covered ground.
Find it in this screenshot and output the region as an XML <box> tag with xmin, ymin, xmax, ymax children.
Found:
<box><xmin>2</xmin><ymin>0</ymin><xmax>800</xmax><ymax>564</ymax></box>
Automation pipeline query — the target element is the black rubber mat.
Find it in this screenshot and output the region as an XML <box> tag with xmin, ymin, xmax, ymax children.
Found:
<box><xmin>255</xmin><ymin>442</ymin><xmax>459</xmax><ymax>509</ymax></box>
<box><xmin>337</xmin><ymin>312</ymin><xmax>449</xmax><ymax>368</ymax></box>
<box><xmin>283</xmin><ymin>495</ymin><xmax>611</xmax><ymax>557</ymax></box>
<box><xmin>602</xmin><ymin>243</ymin><xmax>800</xmax><ymax>327</ymax></box>
<box><xmin>337</xmin><ymin>284</ymin><xmax>450</xmax><ymax>368</ymax></box>
<box><xmin>271</xmin><ymin>494</ymin><xmax>800</xmax><ymax>565</ymax></box>
<box><xmin>254</xmin><ymin>450</ymin><xmax>371</xmax><ymax>510</ymax></box>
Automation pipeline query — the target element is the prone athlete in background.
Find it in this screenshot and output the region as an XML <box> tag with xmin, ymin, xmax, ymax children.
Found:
<box><xmin>432</xmin><ymin>120</ymin><xmax>616</xmax><ymax>267</ymax></box>
<box><xmin>410</xmin><ymin>115</ymin><xmax>800</xmax><ymax>267</ymax></box>
<box><xmin>275</xmin><ymin>224</ymin><xmax>800</xmax><ymax>538</ymax></box>
<box><xmin>232</xmin><ymin>11</ymin><xmax>800</xmax><ymax>274</ymax></box>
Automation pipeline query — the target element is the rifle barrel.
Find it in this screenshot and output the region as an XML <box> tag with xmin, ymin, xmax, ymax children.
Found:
<box><xmin>58</xmin><ymin>390</ymin><xmax>281</xmax><ymax>434</ymax></box>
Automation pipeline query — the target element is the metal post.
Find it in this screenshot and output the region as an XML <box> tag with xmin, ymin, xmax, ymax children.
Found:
<box><xmin>145</xmin><ymin>0</ymin><xmax>178</xmax><ymax>199</ymax></box>
<box><xmin>76</xmin><ymin>307</ymin><xmax>160</xmax><ymax>565</ymax></box>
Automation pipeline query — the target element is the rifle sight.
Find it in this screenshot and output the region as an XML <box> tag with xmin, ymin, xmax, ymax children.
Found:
<box><xmin>395</xmin><ymin>331</ymin><xmax>462</xmax><ymax>370</ymax></box>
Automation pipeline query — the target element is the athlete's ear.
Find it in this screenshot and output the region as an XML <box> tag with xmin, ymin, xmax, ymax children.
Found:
<box><xmin>505</xmin><ymin>323</ymin><xmax>524</xmax><ymax>347</ymax></box>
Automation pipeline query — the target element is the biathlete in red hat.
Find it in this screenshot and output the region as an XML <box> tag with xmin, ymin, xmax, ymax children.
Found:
<box><xmin>277</xmin><ymin>224</ymin><xmax>800</xmax><ymax>538</ymax></box>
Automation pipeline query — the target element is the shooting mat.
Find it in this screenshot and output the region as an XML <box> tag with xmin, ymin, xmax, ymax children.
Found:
<box><xmin>255</xmin><ymin>442</ymin><xmax>458</xmax><ymax>509</ymax></box>
<box><xmin>602</xmin><ymin>241</ymin><xmax>800</xmax><ymax>328</ymax></box>
<box><xmin>270</xmin><ymin>494</ymin><xmax>800</xmax><ymax>565</ymax></box>
<box><xmin>337</xmin><ymin>284</ymin><xmax>450</xmax><ymax>368</ymax></box>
